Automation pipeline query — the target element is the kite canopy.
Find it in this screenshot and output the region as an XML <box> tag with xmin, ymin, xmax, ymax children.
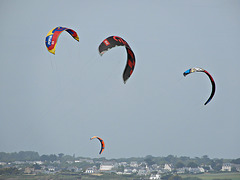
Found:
<box><xmin>183</xmin><ymin>67</ymin><xmax>216</xmax><ymax>105</ymax></box>
<box><xmin>90</xmin><ymin>136</ymin><xmax>105</xmax><ymax>154</ymax></box>
<box><xmin>45</xmin><ymin>26</ymin><xmax>79</xmax><ymax>54</ymax></box>
<box><xmin>98</xmin><ymin>36</ymin><xmax>136</xmax><ymax>84</ymax></box>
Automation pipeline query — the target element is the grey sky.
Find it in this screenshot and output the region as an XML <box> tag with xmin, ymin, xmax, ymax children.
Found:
<box><xmin>0</xmin><ymin>0</ymin><xmax>239</xmax><ymax>159</ymax></box>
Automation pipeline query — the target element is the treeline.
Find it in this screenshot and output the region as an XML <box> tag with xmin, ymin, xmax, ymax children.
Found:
<box><xmin>0</xmin><ymin>151</ymin><xmax>239</xmax><ymax>168</ymax></box>
<box><xmin>0</xmin><ymin>151</ymin><xmax>39</xmax><ymax>162</ymax></box>
<box><xmin>120</xmin><ymin>155</ymin><xmax>240</xmax><ymax>165</ymax></box>
<box><xmin>0</xmin><ymin>151</ymin><xmax>73</xmax><ymax>162</ymax></box>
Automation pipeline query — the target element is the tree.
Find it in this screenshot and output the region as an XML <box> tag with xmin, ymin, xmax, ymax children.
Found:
<box><xmin>165</xmin><ymin>155</ymin><xmax>176</xmax><ymax>164</ymax></box>
<box><xmin>214</xmin><ymin>164</ymin><xmax>222</xmax><ymax>171</ymax></box>
<box><xmin>40</xmin><ymin>155</ymin><xmax>49</xmax><ymax>162</ymax></box>
<box><xmin>187</xmin><ymin>162</ymin><xmax>198</xmax><ymax>168</ymax></box>
<box><xmin>0</xmin><ymin>167</ymin><xmax>21</xmax><ymax>175</ymax></box>
<box><xmin>40</xmin><ymin>154</ymin><xmax>57</xmax><ymax>162</ymax></box>
<box><xmin>58</xmin><ymin>153</ymin><xmax>64</xmax><ymax>160</ymax></box>
<box><xmin>175</xmin><ymin>161</ymin><xmax>185</xmax><ymax>168</ymax></box>
<box><xmin>49</xmin><ymin>154</ymin><xmax>57</xmax><ymax>162</ymax></box>
<box><xmin>18</xmin><ymin>151</ymin><xmax>40</xmax><ymax>161</ymax></box>
<box><xmin>0</xmin><ymin>151</ymin><xmax>40</xmax><ymax>162</ymax></box>
<box><xmin>231</xmin><ymin>158</ymin><xmax>240</xmax><ymax>164</ymax></box>
<box><xmin>202</xmin><ymin>165</ymin><xmax>210</xmax><ymax>171</ymax></box>
<box><xmin>33</xmin><ymin>163</ymin><xmax>41</xmax><ymax>170</ymax></box>
<box><xmin>117</xmin><ymin>165</ymin><xmax>124</xmax><ymax>172</ymax></box>
<box><xmin>231</xmin><ymin>167</ymin><xmax>237</xmax><ymax>172</ymax></box>
<box><xmin>144</xmin><ymin>155</ymin><xmax>155</xmax><ymax>166</ymax></box>
<box><xmin>210</xmin><ymin>159</ymin><xmax>223</xmax><ymax>171</ymax></box>
<box><xmin>179</xmin><ymin>156</ymin><xmax>190</xmax><ymax>162</ymax></box>
<box><xmin>202</xmin><ymin>155</ymin><xmax>210</xmax><ymax>162</ymax></box>
<box><xmin>62</xmin><ymin>155</ymin><xmax>75</xmax><ymax>162</ymax></box>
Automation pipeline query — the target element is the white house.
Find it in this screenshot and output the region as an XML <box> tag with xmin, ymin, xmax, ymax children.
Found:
<box><xmin>124</xmin><ymin>168</ymin><xmax>133</xmax><ymax>174</ymax></box>
<box><xmin>164</xmin><ymin>164</ymin><xmax>173</xmax><ymax>171</ymax></box>
<box><xmin>85</xmin><ymin>166</ymin><xmax>97</xmax><ymax>174</ymax></box>
<box><xmin>99</xmin><ymin>162</ymin><xmax>115</xmax><ymax>171</ymax></box>
<box><xmin>34</xmin><ymin>161</ymin><xmax>43</xmax><ymax>165</ymax></box>
<box><xmin>118</xmin><ymin>162</ymin><xmax>128</xmax><ymax>167</ymax></box>
<box><xmin>130</xmin><ymin>161</ymin><xmax>138</xmax><ymax>167</ymax></box>
<box><xmin>189</xmin><ymin>167</ymin><xmax>204</xmax><ymax>174</ymax></box>
<box><xmin>0</xmin><ymin>162</ymin><xmax>6</xmax><ymax>166</ymax></box>
<box><xmin>176</xmin><ymin>167</ymin><xmax>188</xmax><ymax>174</ymax></box>
<box><xmin>48</xmin><ymin>166</ymin><xmax>56</xmax><ymax>172</ymax></box>
<box><xmin>75</xmin><ymin>159</ymin><xmax>94</xmax><ymax>164</ymax></box>
<box><xmin>138</xmin><ymin>169</ymin><xmax>148</xmax><ymax>176</ymax></box>
<box><xmin>198</xmin><ymin>167</ymin><xmax>205</xmax><ymax>173</ymax></box>
<box><xmin>149</xmin><ymin>173</ymin><xmax>161</xmax><ymax>179</ymax></box>
<box><xmin>221</xmin><ymin>163</ymin><xmax>232</xmax><ymax>171</ymax></box>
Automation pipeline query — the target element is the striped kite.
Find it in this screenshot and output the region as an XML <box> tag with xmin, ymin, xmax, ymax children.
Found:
<box><xmin>45</xmin><ymin>26</ymin><xmax>79</xmax><ymax>54</ymax></box>
<box><xmin>183</xmin><ymin>67</ymin><xmax>216</xmax><ymax>105</ymax></box>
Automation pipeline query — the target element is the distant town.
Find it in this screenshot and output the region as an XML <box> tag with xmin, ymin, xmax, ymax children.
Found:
<box><xmin>0</xmin><ymin>151</ymin><xmax>240</xmax><ymax>179</ymax></box>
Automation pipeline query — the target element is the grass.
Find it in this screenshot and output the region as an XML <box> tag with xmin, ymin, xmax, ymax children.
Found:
<box><xmin>1</xmin><ymin>172</ymin><xmax>240</xmax><ymax>180</ymax></box>
<box><xmin>181</xmin><ymin>172</ymin><xmax>240</xmax><ymax>180</ymax></box>
<box><xmin>0</xmin><ymin>172</ymin><xmax>135</xmax><ymax>180</ymax></box>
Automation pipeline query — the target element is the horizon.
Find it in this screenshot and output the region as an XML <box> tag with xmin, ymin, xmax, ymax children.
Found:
<box><xmin>0</xmin><ymin>151</ymin><xmax>239</xmax><ymax>160</ymax></box>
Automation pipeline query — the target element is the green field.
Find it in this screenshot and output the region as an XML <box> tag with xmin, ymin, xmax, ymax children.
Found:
<box><xmin>181</xmin><ymin>172</ymin><xmax>240</xmax><ymax>180</ymax></box>
<box><xmin>0</xmin><ymin>173</ymin><xmax>135</xmax><ymax>180</ymax></box>
<box><xmin>1</xmin><ymin>172</ymin><xmax>240</xmax><ymax>180</ymax></box>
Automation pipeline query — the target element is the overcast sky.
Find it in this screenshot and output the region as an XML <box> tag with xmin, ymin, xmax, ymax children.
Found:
<box><xmin>0</xmin><ymin>0</ymin><xmax>239</xmax><ymax>159</ymax></box>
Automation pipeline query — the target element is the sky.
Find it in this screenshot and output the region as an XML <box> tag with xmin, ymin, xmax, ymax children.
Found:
<box><xmin>0</xmin><ymin>0</ymin><xmax>240</xmax><ymax>159</ymax></box>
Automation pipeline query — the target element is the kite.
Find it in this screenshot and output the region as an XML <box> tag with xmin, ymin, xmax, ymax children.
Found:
<box><xmin>98</xmin><ymin>36</ymin><xmax>136</xmax><ymax>84</ymax></box>
<box><xmin>45</xmin><ymin>26</ymin><xmax>79</xmax><ymax>54</ymax></box>
<box><xmin>90</xmin><ymin>136</ymin><xmax>105</xmax><ymax>154</ymax></box>
<box><xmin>183</xmin><ymin>67</ymin><xmax>216</xmax><ymax>105</ymax></box>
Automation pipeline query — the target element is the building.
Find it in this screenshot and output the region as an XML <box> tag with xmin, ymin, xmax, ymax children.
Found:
<box><xmin>221</xmin><ymin>163</ymin><xmax>232</xmax><ymax>171</ymax></box>
<box><xmin>232</xmin><ymin>164</ymin><xmax>240</xmax><ymax>172</ymax></box>
<box><xmin>164</xmin><ymin>164</ymin><xmax>173</xmax><ymax>171</ymax></box>
<box><xmin>99</xmin><ymin>162</ymin><xmax>116</xmax><ymax>172</ymax></box>
<box><xmin>124</xmin><ymin>168</ymin><xmax>133</xmax><ymax>174</ymax></box>
<box><xmin>85</xmin><ymin>166</ymin><xmax>97</xmax><ymax>173</ymax></box>
<box><xmin>138</xmin><ymin>169</ymin><xmax>148</xmax><ymax>176</ymax></box>
<box><xmin>24</xmin><ymin>167</ymin><xmax>35</xmax><ymax>174</ymax></box>
<box><xmin>75</xmin><ymin>158</ymin><xmax>94</xmax><ymax>164</ymax></box>
<box><xmin>149</xmin><ymin>173</ymin><xmax>161</xmax><ymax>179</ymax></box>
<box><xmin>198</xmin><ymin>167</ymin><xmax>205</xmax><ymax>173</ymax></box>
<box><xmin>130</xmin><ymin>161</ymin><xmax>139</xmax><ymax>167</ymax></box>
<box><xmin>189</xmin><ymin>167</ymin><xmax>204</xmax><ymax>174</ymax></box>
<box><xmin>176</xmin><ymin>167</ymin><xmax>188</xmax><ymax>174</ymax></box>
<box><xmin>118</xmin><ymin>162</ymin><xmax>128</xmax><ymax>167</ymax></box>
